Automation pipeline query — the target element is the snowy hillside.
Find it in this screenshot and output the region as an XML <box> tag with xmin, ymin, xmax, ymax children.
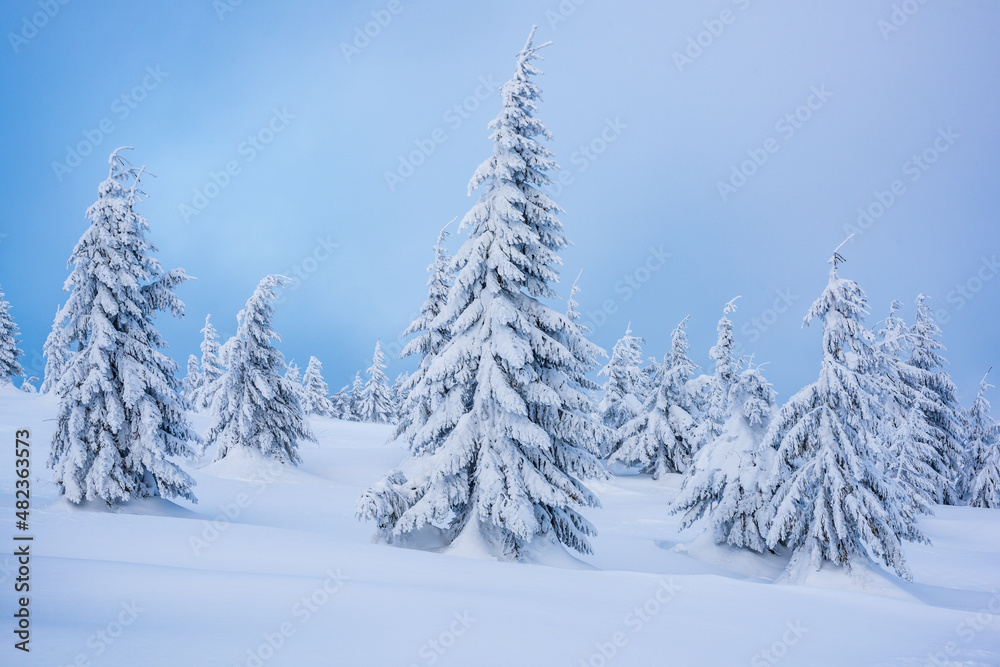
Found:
<box><xmin>3</xmin><ymin>386</ymin><xmax>998</xmax><ymax>667</ymax></box>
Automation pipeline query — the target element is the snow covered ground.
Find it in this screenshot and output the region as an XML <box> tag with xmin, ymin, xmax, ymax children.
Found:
<box><xmin>2</xmin><ymin>385</ymin><xmax>998</xmax><ymax>667</ymax></box>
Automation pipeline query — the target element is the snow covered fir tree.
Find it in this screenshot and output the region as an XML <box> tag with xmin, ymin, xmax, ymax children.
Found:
<box><xmin>761</xmin><ymin>243</ymin><xmax>927</xmax><ymax>581</ymax></box>
<box><xmin>190</xmin><ymin>314</ymin><xmax>224</xmax><ymax>411</ymax></box>
<box><xmin>358</xmin><ymin>341</ymin><xmax>395</xmax><ymax>424</ymax></box>
<box><xmin>46</xmin><ymin>148</ymin><xmax>199</xmax><ymax>504</ymax></box>
<box><xmin>598</xmin><ymin>324</ymin><xmax>646</xmax><ymax>457</ymax></box>
<box><xmin>0</xmin><ymin>281</ymin><xmax>25</xmax><ymax>384</ymax></box>
<box><xmin>301</xmin><ymin>356</ymin><xmax>334</xmax><ymax>417</ymax></box>
<box><xmin>204</xmin><ymin>275</ymin><xmax>314</xmax><ymax>464</ymax></box>
<box><xmin>357</xmin><ymin>28</ymin><xmax>606</xmax><ymax>560</ymax></box>
<box><xmin>968</xmin><ymin>371</ymin><xmax>1000</xmax><ymax>508</ymax></box>
<box><xmin>394</xmin><ymin>220</ymin><xmax>455</xmax><ymax>446</ymax></box>
<box><xmin>609</xmin><ymin>317</ymin><xmax>701</xmax><ymax>477</ymax></box>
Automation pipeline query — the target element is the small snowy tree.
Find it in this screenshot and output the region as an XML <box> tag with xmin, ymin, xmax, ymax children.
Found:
<box><xmin>358</xmin><ymin>341</ymin><xmax>395</xmax><ymax>424</ymax></box>
<box><xmin>205</xmin><ymin>275</ymin><xmax>314</xmax><ymax>464</ymax></box>
<box><xmin>610</xmin><ymin>317</ymin><xmax>701</xmax><ymax>477</ymax></box>
<box><xmin>41</xmin><ymin>309</ymin><xmax>68</xmax><ymax>394</ymax></box>
<box><xmin>284</xmin><ymin>360</ymin><xmax>307</xmax><ymax>406</ymax></box>
<box><xmin>190</xmin><ymin>314</ymin><xmax>224</xmax><ymax>410</ymax></box>
<box><xmin>698</xmin><ymin>297</ymin><xmax>741</xmax><ymax>443</ymax></box>
<box><xmin>358</xmin><ymin>28</ymin><xmax>605</xmax><ymax>560</ymax></box>
<box><xmin>181</xmin><ymin>354</ymin><xmax>203</xmax><ymax>402</ymax></box>
<box><xmin>47</xmin><ymin>149</ymin><xmax>199</xmax><ymax>504</ymax></box>
<box><xmin>0</xmin><ymin>283</ymin><xmax>25</xmax><ymax>384</ymax></box>
<box><xmin>301</xmin><ymin>356</ymin><xmax>334</xmax><ymax>417</ymax></box>
<box><xmin>598</xmin><ymin>324</ymin><xmax>646</xmax><ymax>456</ymax></box>
<box><xmin>331</xmin><ymin>385</ymin><xmax>352</xmax><ymax>420</ymax></box>
<box><xmin>671</xmin><ymin>360</ymin><xmax>776</xmax><ymax>552</ymax></box>
<box><xmin>968</xmin><ymin>372</ymin><xmax>1000</xmax><ymax>508</ymax></box>
<box><xmin>395</xmin><ymin>220</ymin><xmax>455</xmax><ymax>444</ymax></box>
<box><xmin>763</xmin><ymin>244</ymin><xmax>923</xmax><ymax>581</ymax></box>
<box><xmin>391</xmin><ymin>372</ymin><xmax>410</xmax><ymax>418</ymax></box>
<box><xmin>20</xmin><ymin>377</ymin><xmax>38</xmax><ymax>393</ymax></box>
<box><xmin>348</xmin><ymin>371</ymin><xmax>364</xmax><ymax>421</ymax></box>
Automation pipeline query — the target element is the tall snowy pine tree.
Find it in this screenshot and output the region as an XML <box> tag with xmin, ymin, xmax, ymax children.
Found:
<box><xmin>205</xmin><ymin>275</ymin><xmax>314</xmax><ymax>464</ymax></box>
<box><xmin>47</xmin><ymin>149</ymin><xmax>199</xmax><ymax>504</ymax></box>
<box><xmin>763</xmin><ymin>245</ymin><xmax>924</xmax><ymax>581</ymax></box>
<box><xmin>357</xmin><ymin>28</ymin><xmax>606</xmax><ymax>560</ymax></box>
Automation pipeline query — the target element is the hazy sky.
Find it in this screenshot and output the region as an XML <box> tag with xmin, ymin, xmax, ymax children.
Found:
<box><xmin>1</xmin><ymin>0</ymin><xmax>997</xmax><ymax>402</ymax></box>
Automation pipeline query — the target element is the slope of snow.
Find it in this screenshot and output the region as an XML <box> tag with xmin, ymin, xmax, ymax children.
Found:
<box><xmin>1</xmin><ymin>386</ymin><xmax>998</xmax><ymax>666</ymax></box>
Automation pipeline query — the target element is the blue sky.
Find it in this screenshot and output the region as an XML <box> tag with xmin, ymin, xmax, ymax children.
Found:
<box><xmin>1</xmin><ymin>0</ymin><xmax>997</xmax><ymax>402</ymax></box>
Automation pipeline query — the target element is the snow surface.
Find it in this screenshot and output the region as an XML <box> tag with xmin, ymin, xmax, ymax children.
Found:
<box><xmin>2</xmin><ymin>385</ymin><xmax>998</xmax><ymax>666</ymax></box>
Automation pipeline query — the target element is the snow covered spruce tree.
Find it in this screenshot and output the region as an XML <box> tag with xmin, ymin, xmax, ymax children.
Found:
<box><xmin>598</xmin><ymin>324</ymin><xmax>647</xmax><ymax>457</ymax></box>
<box><xmin>391</xmin><ymin>372</ymin><xmax>410</xmax><ymax>417</ymax></box>
<box><xmin>190</xmin><ymin>314</ymin><xmax>224</xmax><ymax>410</ymax></box>
<box><xmin>968</xmin><ymin>371</ymin><xmax>1000</xmax><ymax>508</ymax></box>
<box><xmin>697</xmin><ymin>297</ymin><xmax>742</xmax><ymax>444</ymax></box>
<box><xmin>610</xmin><ymin>317</ymin><xmax>702</xmax><ymax>477</ymax></box>
<box><xmin>670</xmin><ymin>360</ymin><xmax>776</xmax><ymax>552</ymax></box>
<box><xmin>301</xmin><ymin>356</ymin><xmax>334</xmax><ymax>417</ymax></box>
<box><xmin>47</xmin><ymin>149</ymin><xmax>199</xmax><ymax>504</ymax></box>
<box><xmin>359</xmin><ymin>341</ymin><xmax>395</xmax><ymax>424</ymax></box>
<box><xmin>904</xmin><ymin>295</ymin><xmax>966</xmax><ymax>504</ymax></box>
<box><xmin>348</xmin><ymin>371</ymin><xmax>364</xmax><ymax>421</ymax></box>
<box><xmin>41</xmin><ymin>309</ymin><xmax>68</xmax><ymax>393</ymax></box>
<box><xmin>874</xmin><ymin>300</ymin><xmax>940</xmax><ymax>515</ymax></box>
<box><xmin>331</xmin><ymin>384</ymin><xmax>352</xmax><ymax>420</ymax></box>
<box><xmin>395</xmin><ymin>220</ymin><xmax>455</xmax><ymax>444</ymax></box>
<box><xmin>763</xmin><ymin>245</ymin><xmax>924</xmax><ymax>581</ymax></box>
<box><xmin>205</xmin><ymin>275</ymin><xmax>314</xmax><ymax>464</ymax></box>
<box><xmin>284</xmin><ymin>360</ymin><xmax>307</xmax><ymax>406</ymax></box>
<box><xmin>0</xmin><ymin>282</ymin><xmax>25</xmax><ymax>384</ymax></box>
<box><xmin>357</xmin><ymin>28</ymin><xmax>606</xmax><ymax>560</ymax></box>
<box><xmin>181</xmin><ymin>354</ymin><xmax>203</xmax><ymax>402</ymax></box>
